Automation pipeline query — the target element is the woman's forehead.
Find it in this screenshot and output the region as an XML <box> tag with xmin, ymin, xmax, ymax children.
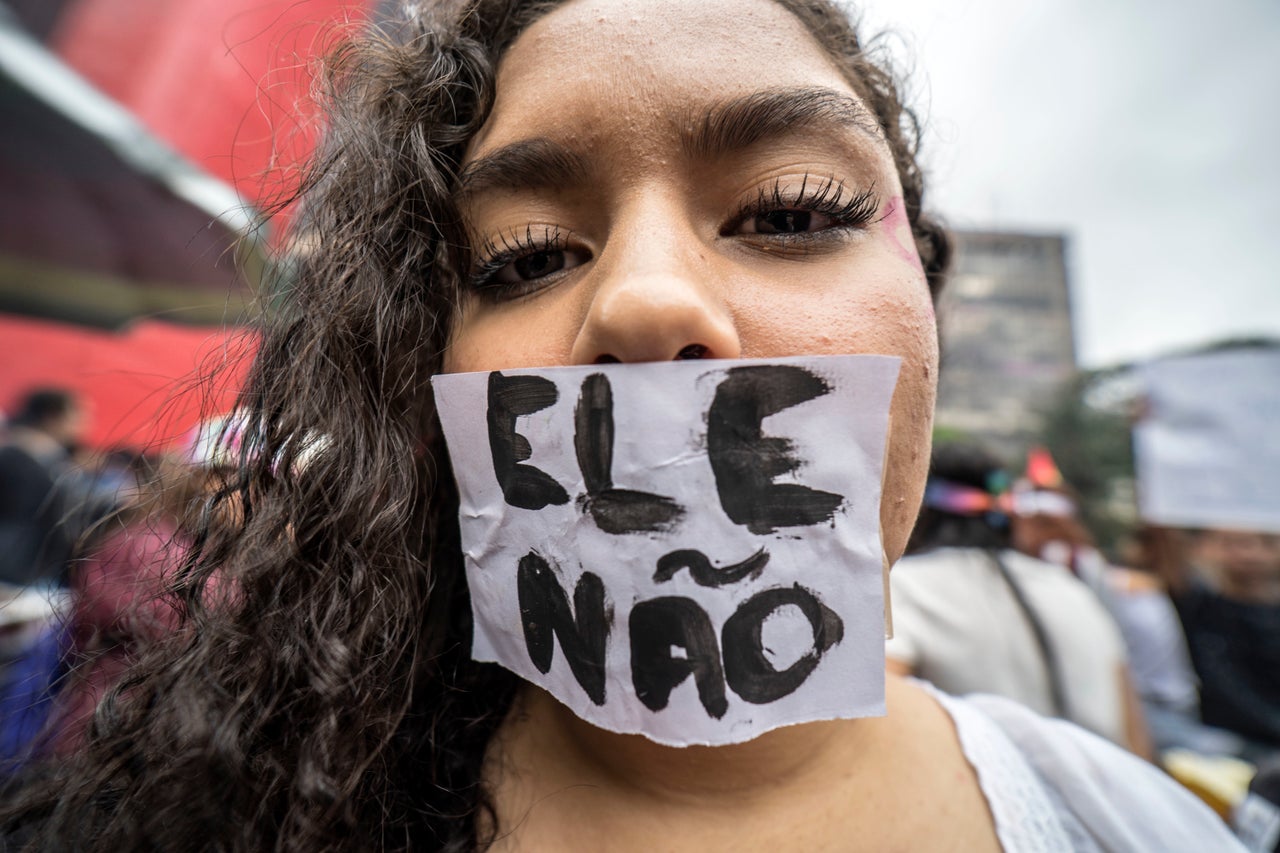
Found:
<box><xmin>468</xmin><ymin>0</ymin><xmax>858</xmax><ymax>160</ymax></box>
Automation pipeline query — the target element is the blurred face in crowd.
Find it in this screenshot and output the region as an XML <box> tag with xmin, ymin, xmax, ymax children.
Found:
<box><xmin>45</xmin><ymin>401</ymin><xmax>86</xmax><ymax>448</ymax></box>
<box><xmin>1011</xmin><ymin>511</ymin><xmax>1091</xmax><ymax>562</ymax></box>
<box><xmin>444</xmin><ymin>0</ymin><xmax>939</xmax><ymax>562</ymax></box>
<box><xmin>1189</xmin><ymin>528</ymin><xmax>1280</xmax><ymax>602</ymax></box>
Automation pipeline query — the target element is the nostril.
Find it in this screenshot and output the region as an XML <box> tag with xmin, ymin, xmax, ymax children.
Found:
<box><xmin>594</xmin><ymin>354</ymin><xmax>622</xmax><ymax>364</ymax></box>
<box><xmin>675</xmin><ymin>344</ymin><xmax>709</xmax><ymax>360</ymax></box>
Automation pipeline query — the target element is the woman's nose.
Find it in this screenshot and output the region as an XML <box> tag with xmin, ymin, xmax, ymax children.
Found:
<box><xmin>569</xmin><ymin>238</ymin><xmax>742</xmax><ymax>365</ymax></box>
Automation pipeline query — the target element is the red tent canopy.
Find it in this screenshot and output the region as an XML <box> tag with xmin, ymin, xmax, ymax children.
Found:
<box><xmin>0</xmin><ymin>313</ymin><xmax>255</xmax><ymax>452</ymax></box>
<box><xmin>53</xmin><ymin>0</ymin><xmax>374</xmax><ymax>212</ymax></box>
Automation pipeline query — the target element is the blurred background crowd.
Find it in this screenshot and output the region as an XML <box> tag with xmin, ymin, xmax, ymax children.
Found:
<box><xmin>0</xmin><ymin>0</ymin><xmax>1277</xmax><ymax>848</ymax></box>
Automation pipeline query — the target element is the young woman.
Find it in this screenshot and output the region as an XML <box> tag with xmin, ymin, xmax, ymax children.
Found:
<box><xmin>2</xmin><ymin>1</ymin><xmax>1243</xmax><ymax>850</ymax></box>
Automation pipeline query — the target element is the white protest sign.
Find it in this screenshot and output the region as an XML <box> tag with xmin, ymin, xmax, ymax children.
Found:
<box><xmin>431</xmin><ymin>355</ymin><xmax>900</xmax><ymax>747</ymax></box>
<box><xmin>1135</xmin><ymin>347</ymin><xmax>1280</xmax><ymax>533</ymax></box>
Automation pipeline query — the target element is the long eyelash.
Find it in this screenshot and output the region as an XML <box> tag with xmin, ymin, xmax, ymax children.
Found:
<box><xmin>731</xmin><ymin>175</ymin><xmax>880</xmax><ymax>233</ymax></box>
<box><xmin>468</xmin><ymin>224</ymin><xmax>569</xmax><ymax>290</ymax></box>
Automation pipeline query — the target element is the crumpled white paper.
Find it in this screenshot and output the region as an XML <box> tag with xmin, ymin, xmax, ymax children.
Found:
<box><xmin>431</xmin><ymin>355</ymin><xmax>900</xmax><ymax>747</ymax></box>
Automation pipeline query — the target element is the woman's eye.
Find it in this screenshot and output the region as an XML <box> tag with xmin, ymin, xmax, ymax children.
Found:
<box><xmin>490</xmin><ymin>247</ymin><xmax>588</xmax><ymax>285</ymax></box>
<box><xmin>725</xmin><ymin>179</ymin><xmax>880</xmax><ymax>242</ymax></box>
<box><xmin>498</xmin><ymin>249</ymin><xmax>561</xmax><ymax>283</ymax></box>
<box><xmin>739</xmin><ymin>209</ymin><xmax>837</xmax><ymax>236</ymax></box>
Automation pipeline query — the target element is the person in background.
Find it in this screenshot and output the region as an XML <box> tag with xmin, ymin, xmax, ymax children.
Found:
<box><xmin>0</xmin><ymin>389</ymin><xmax>113</xmax><ymax>772</ymax></box>
<box><xmin>26</xmin><ymin>417</ymin><xmax>243</xmax><ymax>762</ymax></box>
<box><xmin>1175</xmin><ymin>527</ymin><xmax>1280</xmax><ymax>759</ymax></box>
<box><xmin>4</xmin><ymin>422</ymin><xmax>236</xmax><ymax>767</ymax></box>
<box><xmin>1185</xmin><ymin>529</ymin><xmax>1280</xmax><ymax>607</ymax></box>
<box><xmin>0</xmin><ymin>388</ymin><xmax>112</xmax><ymax>588</ymax></box>
<box><xmin>1009</xmin><ymin>450</ymin><xmax>1246</xmax><ymax>759</ymax></box>
<box><xmin>886</xmin><ymin>442</ymin><xmax>1152</xmax><ymax>757</ymax></box>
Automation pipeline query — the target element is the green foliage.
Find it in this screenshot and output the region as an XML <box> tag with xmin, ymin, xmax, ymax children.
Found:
<box><xmin>1036</xmin><ymin>371</ymin><xmax>1135</xmax><ymax>554</ymax></box>
<box><xmin>931</xmin><ymin>423</ymin><xmax>974</xmax><ymax>446</ymax></box>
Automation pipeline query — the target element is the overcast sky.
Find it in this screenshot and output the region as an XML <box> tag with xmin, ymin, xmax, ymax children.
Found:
<box><xmin>854</xmin><ymin>0</ymin><xmax>1280</xmax><ymax>368</ymax></box>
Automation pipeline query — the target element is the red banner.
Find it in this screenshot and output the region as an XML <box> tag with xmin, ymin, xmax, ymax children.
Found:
<box><xmin>0</xmin><ymin>314</ymin><xmax>255</xmax><ymax>452</ymax></box>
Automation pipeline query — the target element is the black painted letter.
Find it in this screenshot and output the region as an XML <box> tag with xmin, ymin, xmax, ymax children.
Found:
<box><xmin>629</xmin><ymin>597</ymin><xmax>728</xmax><ymax>718</ymax></box>
<box><xmin>575</xmin><ymin>372</ymin><xmax>684</xmax><ymax>534</ymax></box>
<box><xmin>707</xmin><ymin>365</ymin><xmax>843</xmax><ymax>534</ymax></box>
<box><xmin>517</xmin><ymin>552</ymin><xmax>609</xmax><ymax>705</ymax></box>
<box><xmin>721</xmin><ymin>585</ymin><xmax>843</xmax><ymax>704</ymax></box>
<box><xmin>488</xmin><ymin>372</ymin><xmax>569</xmax><ymax>510</ymax></box>
<box><xmin>652</xmin><ymin>548</ymin><xmax>770</xmax><ymax>588</ymax></box>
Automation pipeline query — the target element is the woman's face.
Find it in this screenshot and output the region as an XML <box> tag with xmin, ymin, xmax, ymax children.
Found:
<box><xmin>444</xmin><ymin>0</ymin><xmax>938</xmax><ymax>562</ymax></box>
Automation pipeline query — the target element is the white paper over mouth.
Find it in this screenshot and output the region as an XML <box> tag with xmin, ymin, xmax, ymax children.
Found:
<box><xmin>431</xmin><ymin>355</ymin><xmax>900</xmax><ymax>747</ymax></box>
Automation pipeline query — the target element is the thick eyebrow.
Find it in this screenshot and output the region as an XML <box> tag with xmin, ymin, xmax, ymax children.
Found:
<box><xmin>458</xmin><ymin>138</ymin><xmax>590</xmax><ymax>199</ymax></box>
<box><xmin>683</xmin><ymin>86</ymin><xmax>881</xmax><ymax>160</ymax></box>
<box><xmin>457</xmin><ymin>87</ymin><xmax>878</xmax><ymax>200</ymax></box>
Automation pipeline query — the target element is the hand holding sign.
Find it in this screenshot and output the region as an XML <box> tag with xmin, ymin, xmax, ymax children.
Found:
<box><xmin>432</xmin><ymin>355</ymin><xmax>899</xmax><ymax>746</ymax></box>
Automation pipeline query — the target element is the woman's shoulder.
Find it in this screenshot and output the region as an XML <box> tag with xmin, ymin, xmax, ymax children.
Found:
<box><xmin>927</xmin><ymin>684</ymin><xmax>1245</xmax><ymax>852</ymax></box>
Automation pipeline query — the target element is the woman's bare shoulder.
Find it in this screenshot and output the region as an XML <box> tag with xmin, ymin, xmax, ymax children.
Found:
<box><xmin>875</xmin><ymin>675</ymin><xmax>1003</xmax><ymax>851</ymax></box>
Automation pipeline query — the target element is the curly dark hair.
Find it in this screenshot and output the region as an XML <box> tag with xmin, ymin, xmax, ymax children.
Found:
<box><xmin>1</xmin><ymin>1</ymin><xmax>949</xmax><ymax>850</ymax></box>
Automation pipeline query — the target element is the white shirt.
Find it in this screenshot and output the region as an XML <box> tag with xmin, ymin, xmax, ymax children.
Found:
<box><xmin>887</xmin><ymin>547</ymin><xmax>1130</xmax><ymax>745</ymax></box>
<box><xmin>934</xmin><ymin>686</ymin><xmax>1245</xmax><ymax>851</ymax></box>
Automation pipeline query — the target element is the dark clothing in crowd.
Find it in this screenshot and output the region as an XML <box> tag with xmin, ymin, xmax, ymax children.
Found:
<box><xmin>0</xmin><ymin>442</ymin><xmax>111</xmax><ymax>587</ymax></box>
<box><xmin>0</xmin><ymin>429</ymin><xmax>116</xmax><ymax>769</ymax></box>
<box><xmin>1175</xmin><ymin>583</ymin><xmax>1280</xmax><ymax>755</ymax></box>
<box><xmin>0</xmin><ymin>444</ymin><xmax>77</xmax><ymax>586</ymax></box>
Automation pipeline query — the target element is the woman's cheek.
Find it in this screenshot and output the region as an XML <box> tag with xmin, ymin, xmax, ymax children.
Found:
<box><xmin>445</xmin><ymin>294</ymin><xmax>585</xmax><ymax>374</ymax></box>
<box><xmin>881</xmin><ymin>382</ymin><xmax>935</xmax><ymax>563</ymax></box>
<box><xmin>871</xmin><ymin>279</ymin><xmax>938</xmax><ymax>563</ymax></box>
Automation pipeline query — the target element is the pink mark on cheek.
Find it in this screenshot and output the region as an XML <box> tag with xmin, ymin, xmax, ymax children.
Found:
<box><xmin>881</xmin><ymin>197</ymin><xmax>924</xmax><ymax>274</ymax></box>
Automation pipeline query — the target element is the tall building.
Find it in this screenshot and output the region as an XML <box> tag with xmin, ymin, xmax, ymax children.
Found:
<box><xmin>934</xmin><ymin>230</ymin><xmax>1078</xmax><ymax>450</ymax></box>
